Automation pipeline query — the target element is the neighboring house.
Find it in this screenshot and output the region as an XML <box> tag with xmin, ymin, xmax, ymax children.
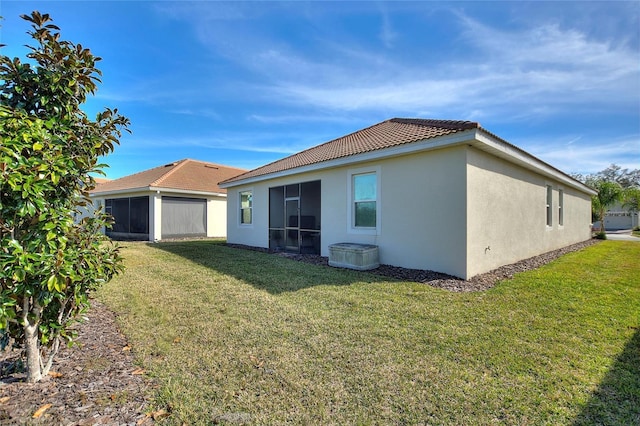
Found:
<box><xmin>219</xmin><ymin>118</ymin><xmax>596</xmax><ymax>280</ymax></box>
<box><xmin>74</xmin><ymin>177</ymin><xmax>111</xmax><ymax>223</ymax></box>
<box><xmin>593</xmin><ymin>202</ymin><xmax>639</xmax><ymax>230</ymax></box>
<box><xmin>91</xmin><ymin>159</ymin><xmax>246</xmax><ymax>241</ymax></box>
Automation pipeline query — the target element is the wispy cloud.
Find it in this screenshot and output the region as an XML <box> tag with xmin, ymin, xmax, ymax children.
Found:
<box><xmin>247</xmin><ymin>113</ymin><xmax>364</xmax><ymax>125</ymax></box>
<box><xmin>118</xmin><ymin>130</ymin><xmax>330</xmax><ymax>156</ymax></box>
<box><xmin>171</xmin><ymin>7</ymin><xmax>636</xmax><ymax>121</ymax></box>
<box><xmin>262</xmin><ymin>14</ymin><xmax>638</xmax><ymax>118</ymax></box>
<box><xmin>378</xmin><ymin>3</ymin><xmax>398</xmax><ymax>48</ymax></box>
<box><xmin>525</xmin><ymin>136</ymin><xmax>640</xmax><ymax>174</ymax></box>
<box><xmin>169</xmin><ymin>109</ymin><xmax>222</xmax><ymax>120</ymax></box>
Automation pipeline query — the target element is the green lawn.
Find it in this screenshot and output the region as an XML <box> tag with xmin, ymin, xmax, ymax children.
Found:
<box><xmin>96</xmin><ymin>240</ymin><xmax>640</xmax><ymax>425</ymax></box>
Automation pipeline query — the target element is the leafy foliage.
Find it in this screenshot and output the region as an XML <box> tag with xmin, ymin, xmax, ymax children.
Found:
<box><xmin>0</xmin><ymin>11</ymin><xmax>129</xmax><ymax>382</ymax></box>
<box><xmin>572</xmin><ymin>164</ymin><xmax>639</xmax><ymax>228</ymax></box>
<box><xmin>590</xmin><ymin>180</ymin><xmax>624</xmax><ymax>232</ymax></box>
<box><xmin>622</xmin><ymin>187</ymin><xmax>640</xmax><ymax>212</ymax></box>
<box><xmin>573</xmin><ymin>164</ymin><xmax>640</xmax><ymax>189</ymax></box>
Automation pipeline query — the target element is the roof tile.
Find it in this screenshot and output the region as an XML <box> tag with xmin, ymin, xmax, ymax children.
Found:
<box><xmin>92</xmin><ymin>159</ymin><xmax>246</xmax><ymax>194</ymax></box>
<box><xmin>222</xmin><ymin>118</ymin><xmax>479</xmax><ymax>184</ymax></box>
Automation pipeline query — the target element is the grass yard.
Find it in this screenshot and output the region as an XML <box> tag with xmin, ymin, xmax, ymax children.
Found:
<box><xmin>96</xmin><ymin>240</ymin><xmax>640</xmax><ymax>425</ymax></box>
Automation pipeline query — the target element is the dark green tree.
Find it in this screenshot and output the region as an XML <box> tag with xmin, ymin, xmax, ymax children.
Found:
<box><xmin>623</xmin><ymin>187</ymin><xmax>640</xmax><ymax>212</ymax></box>
<box><xmin>0</xmin><ymin>11</ymin><xmax>130</xmax><ymax>382</ymax></box>
<box><xmin>572</xmin><ymin>164</ymin><xmax>640</xmax><ymax>190</ymax></box>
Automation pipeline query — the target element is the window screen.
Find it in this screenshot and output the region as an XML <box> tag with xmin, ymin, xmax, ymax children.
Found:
<box><xmin>161</xmin><ymin>197</ymin><xmax>206</xmax><ymax>237</ymax></box>
<box><xmin>546</xmin><ymin>185</ymin><xmax>553</xmax><ymax>227</ymax></box>
<box><xmin>354</xmin><ymin>173</ymin><xmax>377</xmax><ymax>228</ymax></box>
<box><xmin>105</xmin><ymin>197</ymin><xmax>149</xmax><ymax>237</ymax></box>
<box><xmin>558</xmin><ymin>189</ymin><xmax>564</xmax><ymax>226</ymax></box>
<box><xmin>240</xmin><ymin>191</ymin><xmax>252</xmax><ymax>224</ymax></box>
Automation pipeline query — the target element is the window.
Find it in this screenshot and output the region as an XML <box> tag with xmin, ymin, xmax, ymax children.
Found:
<box><xmin>353</xmin><ymin>172</ymin><xmax>377</xmax><ymax>228</ymax></box>
<box><xmin>558</xmin><ymin>189</ymin><xmax>564</xmax><ymax>226</ymax></box>
<box><xmin>546</xmin><ymin>185</ymin><xmax>553</xmax><ymax>227</ymax></box>
<box><xmin>240</xmin><ymin>190</ymin><xmax>252</xmax><ymax>224</ymax></box>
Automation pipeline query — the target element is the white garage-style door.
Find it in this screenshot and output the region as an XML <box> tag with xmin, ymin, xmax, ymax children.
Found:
<box><xmin>161</xmin><ymin>196</ymin><xmax>207</xmax><ymax>238</ymax></box>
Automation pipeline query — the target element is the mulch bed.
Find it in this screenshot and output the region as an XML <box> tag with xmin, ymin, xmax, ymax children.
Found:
<box><xmin>0</xmin><ymin>238</ymin><xmax>599</xmax><ymax>424</ymax></box>
<box><xmin>229</xmin><ymin>238</ymin><xmax>600</xmax><ymax>292</ymax></box>
<box><xmin>0</xmin><ymin>301</ymin><xmax>157</xmax><ymax>425</ymax></box>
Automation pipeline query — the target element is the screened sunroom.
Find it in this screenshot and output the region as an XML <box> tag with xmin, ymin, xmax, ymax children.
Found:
<box><xmin>268</xmin><ymin>180</ymin><xmax>321</xmax><ymax>254</ymax></box>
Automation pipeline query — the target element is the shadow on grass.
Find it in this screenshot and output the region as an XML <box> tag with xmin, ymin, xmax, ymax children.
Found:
<box><xmin>573</xmin><ymin>327</ymin><xmax>640</xmax><ymax>425</ymax></box>
<box><xmin>150</xmin><ymin>240</ymin><xmax>390</xmax><ymax>294</ymax></box>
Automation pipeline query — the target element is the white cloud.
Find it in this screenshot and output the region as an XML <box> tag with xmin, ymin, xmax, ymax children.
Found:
<box><xmin>247</xmin><ymin>113</ymin><xmax>362</xmax><ymax>125</ymax></box>
<box><xmin>524</xmin><ymin>136</ymin><xmax>640</xmax><ymax>174</ymax></box>
<box><xmin>378</xmin><ymin>3</ymin><xmax>398</xmax><ymax>48</ymax></box>
<box><xmin>119</xmin><ymin>131</ymin><xmax>326</xmax><ymax>156</ymax></box>
<box><xmin>240</xmin><ymin>11</ymin><xmax>639</xmax><ymax>119</ymax></box>
<box><xmin>169</xmin><ymin>109</ymin><xmax>222</xmax><ymax>120</ymax></box>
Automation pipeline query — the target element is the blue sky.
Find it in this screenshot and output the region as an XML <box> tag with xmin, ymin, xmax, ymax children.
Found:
<box><xmin>1</xmin><ymin>1</ymin><xmax>638</xmax><ymax>179</ymax></box>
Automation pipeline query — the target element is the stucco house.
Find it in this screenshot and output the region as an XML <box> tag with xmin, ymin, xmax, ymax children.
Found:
<box><xmin>593</xmin><ymin>201</ymin><xmax>640</xmax><ymax>231</ymax></box>
<box><xmin>219</xmin><ymin>118</ymin><xmax>596</xmax><ymax>280</ymax></box>
<box><xmin>91</xmin><ymin>159</ymin><xmax>246</xmax><ymax>241</ymax></box>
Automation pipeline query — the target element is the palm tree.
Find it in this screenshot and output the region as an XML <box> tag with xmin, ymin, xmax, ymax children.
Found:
<box><xmin>591</xmin><ymin>180</ymin><xmax>624</xmax><ymax>233</ymax></box>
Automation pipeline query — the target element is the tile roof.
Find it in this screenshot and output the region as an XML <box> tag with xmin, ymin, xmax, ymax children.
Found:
<box><xmin>92</xmin><ymin>159</ymin><xmax>246</xmax><ymax>195</ymax></box>
<box><xmin>221</xmin><ymin>118</ymin><xmax>480</xmax><ymax>184</ymax></box>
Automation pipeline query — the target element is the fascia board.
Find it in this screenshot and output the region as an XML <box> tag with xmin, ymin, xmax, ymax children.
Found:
<box><xmin>473</xmin><ymin>131</ymin><xmax>597</xmax><ymax>196</ymax></box>
<box><xmin>90</xmin><ymin>187</ymin><xmax>227</xmax><ymax>198</ymax></box>
<box><xmin>151</xmin><ymin>187</ymin><xmax>227</xmax><ymax>197</ymax></box>
<box><xmin>89</xmin><ymin>187</ymin><xmax>151</xmax><ymax>197</ymax></box>
<box><xmin>220</xmin><ymin>128</ymin><xmax>596</xmax><ymax>197</ymax></box>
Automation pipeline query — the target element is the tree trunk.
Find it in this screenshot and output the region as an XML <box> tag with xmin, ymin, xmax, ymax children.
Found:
<box><xmin>25</xmin><ymin>324</ymin><xmax>42</xmax><ymax>383</ymax></box>
<box><xmin>23</xmin><ymin>298</ymin><xmax>43</xmax><ymax>383</ymax></box>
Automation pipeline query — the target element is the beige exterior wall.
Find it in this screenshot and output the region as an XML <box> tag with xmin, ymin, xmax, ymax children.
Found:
<box><xmin>92</xmin><ymin>191</ymin><xmax>228</xmax><ymax>241</ymax></box>
<box><xmin>227</xmin><ymin>171</ymin><xmax>329</xmax><ymax>249</ymax></box>
<box><xmin>465</xmin><ymin>147</ymin><xmax>592</xmax><ymax>278</ymax></box>
<box><xmin>206</xmin><ymin>197</ymin><xmax>227</xmax><ymax>237</ymax></box>
<box><xmin>226</xmin><ymin>145</ymin><xmax>593</xmax><ymax>280</ymax></box>
<box><xmin>356</xmin><ymin>147</ymin><xmax>467</xmax><ymax>277</ymax></box>
<box><xmin>226</xmin><ymin>146</ymin><xmax>469</xmax><ymax>277</ymax></box>
<box><xmin>226</xmin><ymin>185</ymin><xmax>263</xmax><ymax>248</ymax></box>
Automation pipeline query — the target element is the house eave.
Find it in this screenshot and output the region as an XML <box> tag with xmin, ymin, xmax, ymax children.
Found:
<box><xmin>90</xmin><ymin>186</ymin><xmax>227</xmax><ymax>198</ymax></box>
<box><xmin>219</xmin><ymin>129</ymin><xmax>595</xmax><ymax>196</ymax></box>
<box><xmin>219</xmin><ymin>130</ymin><xmax>477</xmax><ymax>188</ymax></box>
<box><xmin>471</xmin><ymin>130</ymin><xmax>597</xmax><ymax>196</ymax></box>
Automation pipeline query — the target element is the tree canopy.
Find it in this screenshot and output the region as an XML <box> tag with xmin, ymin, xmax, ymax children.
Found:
<box><xmin>572</xmin><ymin>164</ymin><xmax>640</xmax><ymax>233</ymax></box>
<box><xmin>573</xmin><ymin>164</ymin><xmax>640</xmax><ymax>190</ymax></box>
<box><xmin>0</xmin><ymin>11</ymin><xmax>129</xmax><ymax>382</ymax></box>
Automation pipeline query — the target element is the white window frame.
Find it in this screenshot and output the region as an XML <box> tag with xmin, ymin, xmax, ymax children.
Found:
<box><xmin>239</xmin><ymin>189</ymin><xmax>253</xmax><ymax>226</ymax></box>
<box><xmin>545</xmin><ymin>184</ymin><xmax>553</xmax><ymax>228</ymax></box>
<box><xmin>558</xmin><ymin>187</ymin><xmax>564</xmax><ymax>227</ymax></box>
<box><xmin>347</xmin><ymin>166</ymin><xmax>381</xmax><ymax>235</ymax></box>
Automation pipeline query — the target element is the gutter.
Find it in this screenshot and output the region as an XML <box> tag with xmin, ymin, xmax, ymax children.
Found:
<box><xmin>90</xmin><ymin>186</ymin><xmax>227</xmax><ymax>198</ymax></box>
